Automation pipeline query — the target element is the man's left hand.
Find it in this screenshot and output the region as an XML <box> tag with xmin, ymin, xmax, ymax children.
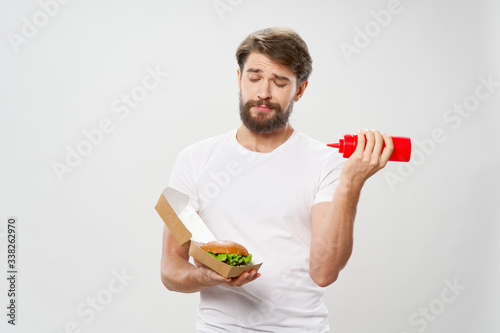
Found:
<box><xmin>340</xmin><ymin>129</ymin><xmax>394</xmax><ymax>191</ymax></box>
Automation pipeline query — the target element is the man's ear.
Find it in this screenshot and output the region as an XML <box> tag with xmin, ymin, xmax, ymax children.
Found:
<box><xmin>294</xmin><ymin>80</ymin><xmax>308</xmax><ymax>102</ymax></box>
<box><xmin>237</xmin><ymin>68</ymin><xmax>242</xmax><ymax>89</ymax></box>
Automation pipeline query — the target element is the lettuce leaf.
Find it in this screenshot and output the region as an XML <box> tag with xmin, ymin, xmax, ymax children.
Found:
<box><xmin>206</xmin><ymin>252</ymin><xmax>252</xmax><ymax>266</ymax></box>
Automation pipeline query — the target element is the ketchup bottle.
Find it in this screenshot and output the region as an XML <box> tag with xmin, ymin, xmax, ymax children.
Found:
<box><xmin>327</xmin><ymin>134</ymin><xmax>411</xmax><ymax>162</ymax></box>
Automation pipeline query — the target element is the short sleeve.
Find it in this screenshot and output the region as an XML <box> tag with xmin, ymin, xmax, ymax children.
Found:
<box><xmin>167</xmin><ymin>145</ymin><xmax>201</xmax><ymax>211</ymax></box>
<box><xmin>313</xmin><ymin>153</ymin><xmax>345</xmax><ymax>205</ymax></box>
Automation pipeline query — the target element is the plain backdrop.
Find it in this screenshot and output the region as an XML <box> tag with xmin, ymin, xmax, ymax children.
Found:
<box><xmin>1</xmin><ymin>0</ymin><xmax>499</xmax><ymax>332</ymax></box>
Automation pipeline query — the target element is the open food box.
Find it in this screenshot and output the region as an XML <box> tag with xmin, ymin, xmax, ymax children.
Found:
<box><xmin>155</xmin><ymin>187</ymin><xmax>263</xmax><ymax>278</ymax></box>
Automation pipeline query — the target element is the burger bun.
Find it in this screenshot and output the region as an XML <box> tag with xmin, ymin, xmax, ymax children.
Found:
<box><xmin>200</xmin><ymin>240</ymin><xmax>249</xmax><ymax>256</ymax></box>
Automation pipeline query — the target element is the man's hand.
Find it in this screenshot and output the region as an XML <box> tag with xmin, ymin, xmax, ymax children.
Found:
<box><xmin>161</xmin><ymin>226</ymin><xmax>260</xmax><ymax>293</ymax></box>
<box><xmin>194</xmin><ymin>260</ymin><xmax>261</xmax><ymax>288</ymax></box>
<box><xmin>340</xmin><ymin>129</ymin><xmax>394</xmax><ymax>190</ymax></box>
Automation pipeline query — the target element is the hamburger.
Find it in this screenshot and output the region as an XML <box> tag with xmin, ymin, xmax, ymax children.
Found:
<box><xmin>200</xmin><ymin>240</ymin><xmax>253</xmax><ymax>266</ymax></box>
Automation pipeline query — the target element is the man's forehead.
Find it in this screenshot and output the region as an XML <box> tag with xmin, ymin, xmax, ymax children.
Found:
<box><xmin>243</xmin><ymin>53</ymin><xmax>296</xmax><ymax>79</ymax></box>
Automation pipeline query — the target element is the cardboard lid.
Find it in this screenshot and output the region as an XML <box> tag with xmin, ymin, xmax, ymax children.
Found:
<box><xmin>155</xmin><ymin>187</ymin><xmax>216</xmax><ymax>247</ymax></box>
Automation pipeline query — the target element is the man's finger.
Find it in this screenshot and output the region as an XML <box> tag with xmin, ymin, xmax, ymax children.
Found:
<box><xmin>380</xmin><ymin>134</ymin><xmax>394</xmax><ymax>164</ymax></box>
<box><xmin>229</xmin><ymin>270</ymin><xmax>259</xmax><ymax>287</ymax></box>
<box><xmin>229</xmin><ymin>272</ymin><xmax>251</xmax><ymax>286</ymax></box>
<box><xmin>363</xmin><ymin>129</ymin><xmax>375</xmax><ymax>159</ymax></box>
<box><xmin>353</xmin><ymin>129</ymin><xmax>365</xmax><ymax>156</ymax></box>
<box><xmin>372</xmin><ymin>130</ymin><xmax>384</xmax><ymax>158</ymax></box>
<box><xmin>212</xmin><ymin>272</ymin><xmax>231</xmax><ymax>284</ymax></box>
<box><xmin>250</xmin><ymin>273</ymin><xmax>261</xmax><ymax>282</ymax></box>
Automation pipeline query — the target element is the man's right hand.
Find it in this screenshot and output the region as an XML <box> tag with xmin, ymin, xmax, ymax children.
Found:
<box><xmin>161</xmin><ymin>225</ymin><xmax>261</xmax><ymax>293</ymax></box>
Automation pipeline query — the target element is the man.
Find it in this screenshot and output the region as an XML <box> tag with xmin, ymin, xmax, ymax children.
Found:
<box><xmin>161</xmin><ymin>27</ymin><xmax>393</xmax><ymax>332</ymax></box>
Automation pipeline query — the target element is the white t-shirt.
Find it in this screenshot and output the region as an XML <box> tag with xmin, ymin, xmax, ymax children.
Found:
<box><xmin>168</xmin><ymin>128</ymin><xmax>345</xmax><ymax>332</ymax></box>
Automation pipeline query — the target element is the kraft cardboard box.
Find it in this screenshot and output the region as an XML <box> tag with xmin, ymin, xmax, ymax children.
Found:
<box><xmin>155</xmin><ymin>187</ymin><xmax>262</xmax><ymax>278</ymax></box>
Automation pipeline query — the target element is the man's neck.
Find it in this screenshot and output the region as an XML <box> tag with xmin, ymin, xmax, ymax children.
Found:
<box><xmin>236</xmin><ymin>123</ymin><xmax>294</xmax><ymax>153</ymax></box>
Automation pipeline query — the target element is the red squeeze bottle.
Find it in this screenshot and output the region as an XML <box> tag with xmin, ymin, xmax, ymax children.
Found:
<box><xmin>327</xmin><ymin>134</ymin><xmax>411</xmax><ymax>162</ymax></box>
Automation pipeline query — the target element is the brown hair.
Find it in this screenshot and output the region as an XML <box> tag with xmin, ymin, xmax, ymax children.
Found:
<box><xmin>235</xmin><ymin>27</ymin><xmax>313</xmax><ymax>85</ymax></box>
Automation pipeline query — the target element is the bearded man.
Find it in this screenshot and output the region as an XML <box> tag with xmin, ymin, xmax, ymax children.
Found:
<box><xmin>161</xmin><ymin>27</ymin><xmax>393</xmax><ymax>332</ymax></box>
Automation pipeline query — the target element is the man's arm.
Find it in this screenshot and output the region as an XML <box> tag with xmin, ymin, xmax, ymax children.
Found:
<box><xmin>309</xmin><ymin>130</ymin><xmax>394</xmax><ymax>287</ymax></box>
<box><xmin>160</xmin><ymin>225</ymin><xmax>260</xmax><ymax>292</ymax></box>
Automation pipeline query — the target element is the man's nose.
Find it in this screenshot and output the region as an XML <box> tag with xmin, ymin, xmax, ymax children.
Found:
<box><xmin>257</xmin><ymin>81</ymin><xmax>271</xmax><ymax>100</ymax></box>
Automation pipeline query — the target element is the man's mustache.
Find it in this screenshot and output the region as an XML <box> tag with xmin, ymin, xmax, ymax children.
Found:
<box><xmin>246</xmin><ymin>99</ymin><xmax>281</xmax><ymax>111</ymax></box>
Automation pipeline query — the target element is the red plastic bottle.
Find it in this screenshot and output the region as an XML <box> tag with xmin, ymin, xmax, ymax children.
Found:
<box><xmin>327</xmin><ymin>134</ymin><xmax>411</xmax><ymax>162</ymax></box>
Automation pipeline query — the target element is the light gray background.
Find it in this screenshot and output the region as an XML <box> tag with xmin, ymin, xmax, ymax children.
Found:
<box><xmin>1</xmin><ymin>0</ymin><xmax>499</xmax><ymax>332</ymax></box>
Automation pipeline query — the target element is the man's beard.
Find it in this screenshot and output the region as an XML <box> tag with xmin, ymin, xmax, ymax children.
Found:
<box><xmin>239</xmin><ymin>93</ymin><xmax>294</xmax><ymax>133</ymax></box>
